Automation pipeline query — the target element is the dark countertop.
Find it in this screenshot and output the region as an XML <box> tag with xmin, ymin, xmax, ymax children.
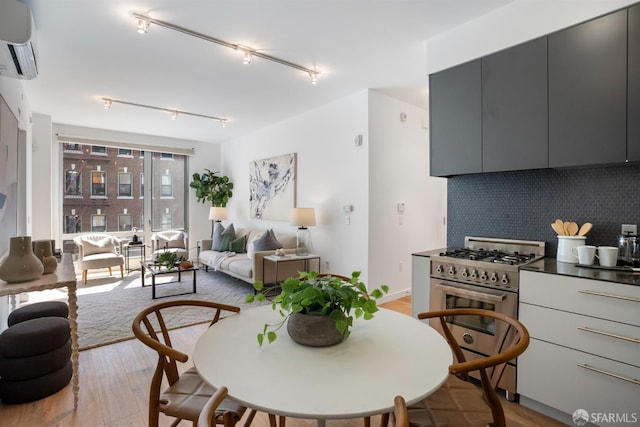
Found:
<box><xmin>412</xmin><ymin>249</ymin><xmax>442</xmax><ymax>258</ymax></box>
<box><xmin>521</xmin><ymin>258</ymin><xmax>640</xmax><ymax>287</ymax></box>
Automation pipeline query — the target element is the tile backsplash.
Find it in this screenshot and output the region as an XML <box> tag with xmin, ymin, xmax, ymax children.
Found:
<box><xmin>447</xmin><ymin>164</ymin><xmax>640</xmax><ymax>257</ymax></box>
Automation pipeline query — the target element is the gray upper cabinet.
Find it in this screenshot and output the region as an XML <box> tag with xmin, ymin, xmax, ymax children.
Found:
<box><xmin>628</xmin><ymin>4</ymin><xmax>640</xmax><ymax>162</ymax></box>
<box><xmin>548</xmin><ymin>9</ymin><xmax>627</xmax><ymax>168</ymax></box>
<box><xmin>482</xmin><ymin>37</ymin><xmax>548</xmax><ymax>172</ymax></box>
<box><xmin>429</xmin><ymin>59</ymin><xmax>481</xmax><ymax>177</ymax></box>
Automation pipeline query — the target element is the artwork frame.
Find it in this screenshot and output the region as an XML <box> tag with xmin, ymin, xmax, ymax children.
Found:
<box><xmin>249</xmin><ymin>153</ymin><xmax>296</xmax><ymax>221</ymax></box>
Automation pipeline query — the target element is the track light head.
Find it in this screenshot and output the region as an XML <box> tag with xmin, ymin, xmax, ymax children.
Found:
<box><xmin>170</xmin><ymin>111</ymin><xmax>178</xmax><ymax>120</ymax></box>
<box><xmin>243</xmin><ymin>51</ymin><xmax>253</xmax><ymax>65</ymax></box>
<box><xmin>309</xmin><ymin>71</ymin><xmax>318</xmax><ymax>85</ymax></box>
<box><xmin>137</xmin><ymin>18</ymin><xmax>150</xmax><ymax>34</ymax></box>
<box><xmin>220</xmin><ymin>119</ymin><xmax>227</xmax><ymax>128</ymax></box>
<box><xmin>103</xmin><ymin>98</ymin><xmax>112</xmax><ymax>109</ymax></box>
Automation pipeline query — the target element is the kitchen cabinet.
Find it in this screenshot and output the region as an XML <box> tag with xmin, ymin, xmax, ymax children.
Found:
<box><xmin>518</xmin><ymin>271</ymin><xmax>640</xmax><ymax>426</ymax></box>
<box><xmin>548</xmin><ymin>10</ymin><xmax>627</xmax><ymax>168</ymax></box>
<box><xmin>429</xmin><ymin>59</ymin><xmax>481</xmax><ymax>177</ymax></box>
<box><xmin>628</xmin><ymin>4</ymin><xmax>640</xmax><ymax>162</ymax></box>
<box><xmin>482</xmin><ymin>37</ymin><xmax>548</xmax><ymax>172</ymax></box>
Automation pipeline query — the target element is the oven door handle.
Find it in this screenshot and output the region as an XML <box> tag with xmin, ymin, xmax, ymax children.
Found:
<box><xmin>435</xmin><ymin>283</ymin><xmax>507</xmax><ymax>303</ymax></box>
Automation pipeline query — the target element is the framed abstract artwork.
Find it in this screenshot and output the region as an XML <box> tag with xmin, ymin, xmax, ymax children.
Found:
<box><xmin>249</xmin><ymin>153</ymin><xmax>296</xmax><ymax>220</ymax></box>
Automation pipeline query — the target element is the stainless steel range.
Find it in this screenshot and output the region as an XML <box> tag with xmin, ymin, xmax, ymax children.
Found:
<box><xmin>429</xmin><ymin>236</ymin><xmax>545</xmax><ymax>400</ymax></box>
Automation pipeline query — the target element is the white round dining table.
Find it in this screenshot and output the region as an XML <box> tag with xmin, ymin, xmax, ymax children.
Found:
<box><xmin>193</xmin><ymin>305</ymin><xmax>452</xmax><ymax>426</ymax></box>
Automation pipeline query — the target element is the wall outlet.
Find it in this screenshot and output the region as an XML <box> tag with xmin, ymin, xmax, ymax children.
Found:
<box><xmin>621</xmin><ymin>224</ymin><xmax>637</xmax><ymax>235</ymax></box>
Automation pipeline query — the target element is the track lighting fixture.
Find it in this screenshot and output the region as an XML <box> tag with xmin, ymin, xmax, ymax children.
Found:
<box><xmin>101</xmin><ymin>97</ymin><xmax>228</xmax><ymax>127</ymax></box>
<box><xmin>131</xmin><ymin>11</ymin><xmax>320</xmax><ymax>84</ymax></box>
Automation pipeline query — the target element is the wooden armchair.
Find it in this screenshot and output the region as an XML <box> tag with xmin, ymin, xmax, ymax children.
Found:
<box><xmin>132</xmin><ymin>300</ymin><xmax>255</xmax><ymax>427</ymax></box>
<box><xmin>73</xmin><ymin>233</ymin><xmax>124</xmax><ymax>284</ymax></box>
<box><xmin>407</xmin><ymin>309</ymin><xmax>530</xmax><ymax>427</ymax></box>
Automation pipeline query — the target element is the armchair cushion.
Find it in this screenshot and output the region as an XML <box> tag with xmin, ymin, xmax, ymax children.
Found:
<box><xmin>155</xmin><ymin>230</ymin><xmax>187</xmax><ymax>249</ymax></box>
<box><xmin>81</xmin><ymin>237</ymin><xmax>116</xmax><ymax>256</ymax></box>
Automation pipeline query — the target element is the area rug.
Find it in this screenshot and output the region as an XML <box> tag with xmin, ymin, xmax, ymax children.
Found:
<box><xmin>24</xmin><ymin>268</ymin><xmax>266</xmax><ymax>351</ymax></box>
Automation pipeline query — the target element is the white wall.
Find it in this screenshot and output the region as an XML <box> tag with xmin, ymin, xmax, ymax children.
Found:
<box><xmin>368</xmin><ymin>90</ymin><xmax>446</xmax><ymax>298</ymax></box>
<box><xmin>426</xmin><ymin>0</ymin><xmax>639</xmax><ymax>74</ymax></box>
<box><xmin>223</xmin><ymin>91</ymin><xmax>370</xmax><ymax>281</ymax></box>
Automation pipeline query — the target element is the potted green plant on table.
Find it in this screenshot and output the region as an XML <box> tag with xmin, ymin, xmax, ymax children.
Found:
<box><xmin>155</xmin><ymin>251</ymin><xmax>179</xmax><ymax>270</ymax></box>
<box><xmin>245</xmin><ymin>271</ymin><xmax>389</xmax><ymax>347</ymax></box>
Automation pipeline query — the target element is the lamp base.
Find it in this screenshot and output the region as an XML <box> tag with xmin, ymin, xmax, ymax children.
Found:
<box><xmin>296</xmin><ymin>227</ymin><xmax>310</xmax><ymax>256</ymax></box>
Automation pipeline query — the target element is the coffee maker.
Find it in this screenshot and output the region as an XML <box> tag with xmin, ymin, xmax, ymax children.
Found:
<box><xmin>618</xmin><ymin>232</ymin><xmax>640</xmax><ymax>266</ymax></box>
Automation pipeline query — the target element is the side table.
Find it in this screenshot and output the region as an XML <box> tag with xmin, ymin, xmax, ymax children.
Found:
<box><xmin>262</xmin><ymin>254</ymin><xmax>321</xmax><ymax>285</ymax></box>
<box><xmin>124</xmin><ymin>242</ymin><xmax>145</xmax><ymax>273</ymax></box>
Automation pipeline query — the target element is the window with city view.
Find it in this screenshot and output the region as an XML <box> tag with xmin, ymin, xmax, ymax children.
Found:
<box><xmin>61</xmin><ymin>142</ymin><xmax>187</xmax><ymax>253</ymax></box>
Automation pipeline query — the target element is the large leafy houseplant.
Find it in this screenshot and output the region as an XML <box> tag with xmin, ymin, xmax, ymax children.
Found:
<box><xmin>189</xmin><ymin>169</ymin><xmax>233</xmax><ymax>207</ymax></box>
<box><xmin>245</xmin><ymin>271</ymin><xmax>389</xmax><ymax>346</ymax></box>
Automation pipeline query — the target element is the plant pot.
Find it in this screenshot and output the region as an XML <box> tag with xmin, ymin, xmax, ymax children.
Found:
<box><xmin>0</xmin><ymin>236</ymin><xmax>44</xmax><ymax>283</ymax></box>
<box><xmin>286</xmin><ymin>312</ymin><xmax>347</xmax><ymax>347</ymax></box>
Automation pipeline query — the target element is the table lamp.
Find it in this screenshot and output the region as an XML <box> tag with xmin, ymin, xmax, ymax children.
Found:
<box><xmin>291</xmin><ymin>208</ymin><xmax>316</xmax><ymax>255</ymax></box>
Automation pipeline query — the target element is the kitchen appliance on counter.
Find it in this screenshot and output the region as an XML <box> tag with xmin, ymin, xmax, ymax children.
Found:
<box><xmin>618</xmin><ymin>232</ymin><xmax>639</xmax><ymax>266</ymax></box>
<box><xmin>429</xmin><ymin>236</ymin><xmax>545</xmax><ymax>400</ymax></box>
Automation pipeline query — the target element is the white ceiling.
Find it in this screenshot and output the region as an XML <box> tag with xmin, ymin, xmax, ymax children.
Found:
<box><xmin>20</xmin><ymin>0</ymin><xmax>513</xmax><ymax>144</ymax></box>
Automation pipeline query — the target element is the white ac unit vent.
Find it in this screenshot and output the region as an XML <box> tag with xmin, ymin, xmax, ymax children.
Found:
<box><xmin>0</xmin><ymin>0</ymin><xmax>38</xmax><ymax>80</ymax></box>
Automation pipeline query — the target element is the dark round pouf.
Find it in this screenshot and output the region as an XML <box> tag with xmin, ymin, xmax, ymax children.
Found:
<box><xmin>0</xmin><ymin>340</ymin><xmax>71</xmax><ymax>381</ymax></box>
<box><xmin>0</xmin><ymin>359</ymin><xmax>72</xmax><ymax>404</ymax></box>
<box><xmin>7</xmin><ymin>301</ymin><xmax>69</xmax><ymax>327</ymax></box>
<box><xmin>0</xmin><ymin>317</ymin><xmax>70</xmax><ymax>358</ymax></box>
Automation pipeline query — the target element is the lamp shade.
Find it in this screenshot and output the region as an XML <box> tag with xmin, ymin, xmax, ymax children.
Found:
<box><xmin>208</xmin><ymin>207</ymin><xmax>228</xmax><ymax>221</ymax></box>
<box><xmin>291</xmin><ymin>208</ymin><xmax>316</xmax><ymax>227</ymax></box>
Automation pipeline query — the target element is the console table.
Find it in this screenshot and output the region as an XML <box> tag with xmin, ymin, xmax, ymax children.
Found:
<box><xmin>0</xmin><ymin>253</ymin><xmax>79</xmax><ymax>409</ymax></box>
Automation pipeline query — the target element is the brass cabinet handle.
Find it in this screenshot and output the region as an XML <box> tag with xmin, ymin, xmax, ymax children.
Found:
<box><xmin>577</xmin><ymin>326</ymin><xmax>640</xmax><ymax>344</ymax></box>
<box><xmin>578</xmin><ymin>289</ymin><xmax>640</xmax><ymax>303</ymax></box>
<box><xmin>577</xmin><ymin>363</ymin><xmax>640</xmax><ymax>386</ymax></box>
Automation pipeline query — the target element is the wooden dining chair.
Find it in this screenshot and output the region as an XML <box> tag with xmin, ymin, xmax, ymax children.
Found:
<box><xmin>407</xmin><ymin>309</ymin><xmax>530</xmax><ymax>427</ymax></box>
<box><xmin>132</xmin><ymin>299</ymin><xmax>256</xmax><ymax>427</ymax></box>
<box><xmin>197</xmin><ymin>386</ymin><xmax>232</xmax><ymax>427</ymax></box>
<box><xmin>392</xmin><ymin>396</ymin><xmax>409</xmax><ymax>427</ymax></box>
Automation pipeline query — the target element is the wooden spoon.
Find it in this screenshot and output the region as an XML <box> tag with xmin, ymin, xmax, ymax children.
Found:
<box><xmin>578</xmin><ymin>222</ymin><xmax>593</xmax><ymax>236</ymax></box>
<box><xmin>567</xmin><ymin>222</ymin><xmax>579</xmax><ymax>236</ymax></box>
<box><xmin>553</xmin><ymin>219</ymin><xmax>565</xmax><ymax>236</ymax></box>
<box><xmin>551</xmin><ymin>222</ymin><xmax>564</xmax><ymax>236</ymax></box>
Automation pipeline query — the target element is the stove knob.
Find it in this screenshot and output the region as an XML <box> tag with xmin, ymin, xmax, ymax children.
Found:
<box><xmin>490</xmin><ymin>272</ymin><xmax>498</xmax><ymax>283</ymax></box>
<box><xmin>500</xmin><ymin>274</ymin><xmax>509</xmax><ymax>285</ymax></box>
<box><xmin>460</xmin><ymin>268</ymin><xmax>468</xmax><ymax>278</ymax></box>
<box><xmin>470</xmin><ymin>269</ymin><xmax>478</xmax><ymax>279</ymax></box>
<box><xmin>448</xmin><ymin>266</ymin><xmax>456</xmax><ymax>276</ymax></box>
<box><xmin>435</xmin><ymin>265</ymin><xmax>443</xmax><ymax>274</ymax></box>
<box><xmin>480</xmin><ymin>271</ymin><xmax>488</xmax><ymax>281</ymax></box>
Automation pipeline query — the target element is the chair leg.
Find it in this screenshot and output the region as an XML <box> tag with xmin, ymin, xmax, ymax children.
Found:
<box><xmin>82</xmin><ymin>270</ymin><xmax>87</xmax><ymax>284</ymax></box>
<box><xmin>380</xmin><ymin>413</ymin><xmax>390</xmax><ymax>427</ymax></box>
<box><xmin>242</xmin><ymin>409</ymin><xmax>257</xmax><ymax>427</ymax></box>
<box><xmin>364</xmin><ymin>416</ymin><xmax>371</xmax><ymax>427</ymax></box>
<box><xmin>120</xmin><ymin>265</ymin><xmax>124</xmax><ymax>278</ymax></box>
<box><xmin>268</xmin><ymin>414</ymin><xmax>285</xmax><ymax>427</ymax></box>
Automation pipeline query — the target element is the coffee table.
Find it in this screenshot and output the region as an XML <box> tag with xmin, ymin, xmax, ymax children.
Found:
<box><xmin>140</xmin><ymin>261</ymin><xmax>198</xmax><ymax>299</ymax></box>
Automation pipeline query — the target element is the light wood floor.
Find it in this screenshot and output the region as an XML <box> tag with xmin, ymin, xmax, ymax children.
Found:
<box><xmin>0</xmin><ymin>296</ymin><xmax>566</xmax><ymax>427</ymax></box>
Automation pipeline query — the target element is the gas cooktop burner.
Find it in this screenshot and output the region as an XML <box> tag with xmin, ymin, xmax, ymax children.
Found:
<box><xmin>438</xmin><ymin>248</ymin><xmax>538</xmax><ymax>266</ymax></box>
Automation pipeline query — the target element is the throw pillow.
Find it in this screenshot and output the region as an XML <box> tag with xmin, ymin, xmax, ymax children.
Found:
<box><xmin>212</xmin><ymin>223</ymin><xmax>226</xmax><ymax>251</ymax></box>
<box><xmin>229</xmin><ymin>235</ymin><xmax>246</xmax><ymax>254</ymax></box>
<box><xmin>247</xmin><ymin>232</ymin><xmax>264</xmax><ymax>260</ymax></box>
<box><xmin>253</xmin><ymin>229</ymin><xmax>283</xmax><ymax>251</ymax></box>
<box><xmin>219</xmin><ymin>235</ymin><xmax>233</xmax><ymax>252</ymax></box>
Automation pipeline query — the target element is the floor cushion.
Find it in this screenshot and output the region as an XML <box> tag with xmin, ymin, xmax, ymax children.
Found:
<box><xmin>0</xmin><ymin>359</ymin><xmax>72</xmax><ymax>404</ymax></box>
<box><xmin>0</xmin><ymin>317</ymin><xmax>70</xmax><ymax>358</ymax></box>
<box><xmin>7</xmin><ymin>301</ymin><xmax>68</xmax><ymax>327</ymax></box>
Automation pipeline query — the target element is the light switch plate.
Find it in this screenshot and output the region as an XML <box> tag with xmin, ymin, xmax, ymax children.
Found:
<box><xmin>621</xmin><ymin>224</ymin><xmax>637</xmax><ymax>235</ymax></box>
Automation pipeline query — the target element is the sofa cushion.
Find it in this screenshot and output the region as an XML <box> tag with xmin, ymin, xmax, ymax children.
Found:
<box><xmin>229</xmin><ymin>235</ymin><xmax>246</xmax><ymax>253</ymax></box>
<box><xmin>81</xmin><ymin>237</ymin><xmax>115</xmax><ymax>256</ymax></box>
<box><xmin>226</xmin><ymin>257</ymin><xmax>253</xmax><ymax>279</ymax></box>
<box><xmin>253</xmin><ymin>229</ymin><xmax>282</xmax><ymax>251</ymax></box>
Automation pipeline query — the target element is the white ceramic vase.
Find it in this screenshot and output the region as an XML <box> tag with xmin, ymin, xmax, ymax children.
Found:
<box><xmin>0</xmin><ymin>236</ymin><xmax>44</xmax><ymax>283</ymax></box>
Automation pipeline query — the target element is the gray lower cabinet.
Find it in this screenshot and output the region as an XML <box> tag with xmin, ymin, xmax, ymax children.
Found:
<box><xmin>482</xmin><ymin>37</ymin><xmax>548</xmax><ymax>172</ymax></box>
<box><xmin>429</xmin><ymin>59</ymin><xmax>481</xmax><ymax>177</ymax></box>
<box><xmin>548</xmin><ymin>9</ymin><xmax>627</xmax><ymax>168</ymax></box>
<box><xmin>628</xmin><ymin>4</ymin><xmax>640</xmax><ymax>161</ymax></box>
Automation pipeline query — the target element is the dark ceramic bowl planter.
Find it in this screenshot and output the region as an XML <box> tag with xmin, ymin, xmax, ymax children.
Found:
<box><xmin>286</xmin><ymin>312</ymin><xmax>347</xmax><ymax>347</ymax></box>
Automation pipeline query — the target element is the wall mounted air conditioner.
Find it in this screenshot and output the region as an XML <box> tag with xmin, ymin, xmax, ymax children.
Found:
<box><xmin>0</xmin><ymin>0</ymin><xmax>38</xmax><ymax>80</ymax></box>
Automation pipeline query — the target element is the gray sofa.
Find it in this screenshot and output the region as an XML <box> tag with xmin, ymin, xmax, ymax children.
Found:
<box><xmin>197</xmin><ymin>228</ymin><xmax>301</xmax><ymax>284</ymax></box>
